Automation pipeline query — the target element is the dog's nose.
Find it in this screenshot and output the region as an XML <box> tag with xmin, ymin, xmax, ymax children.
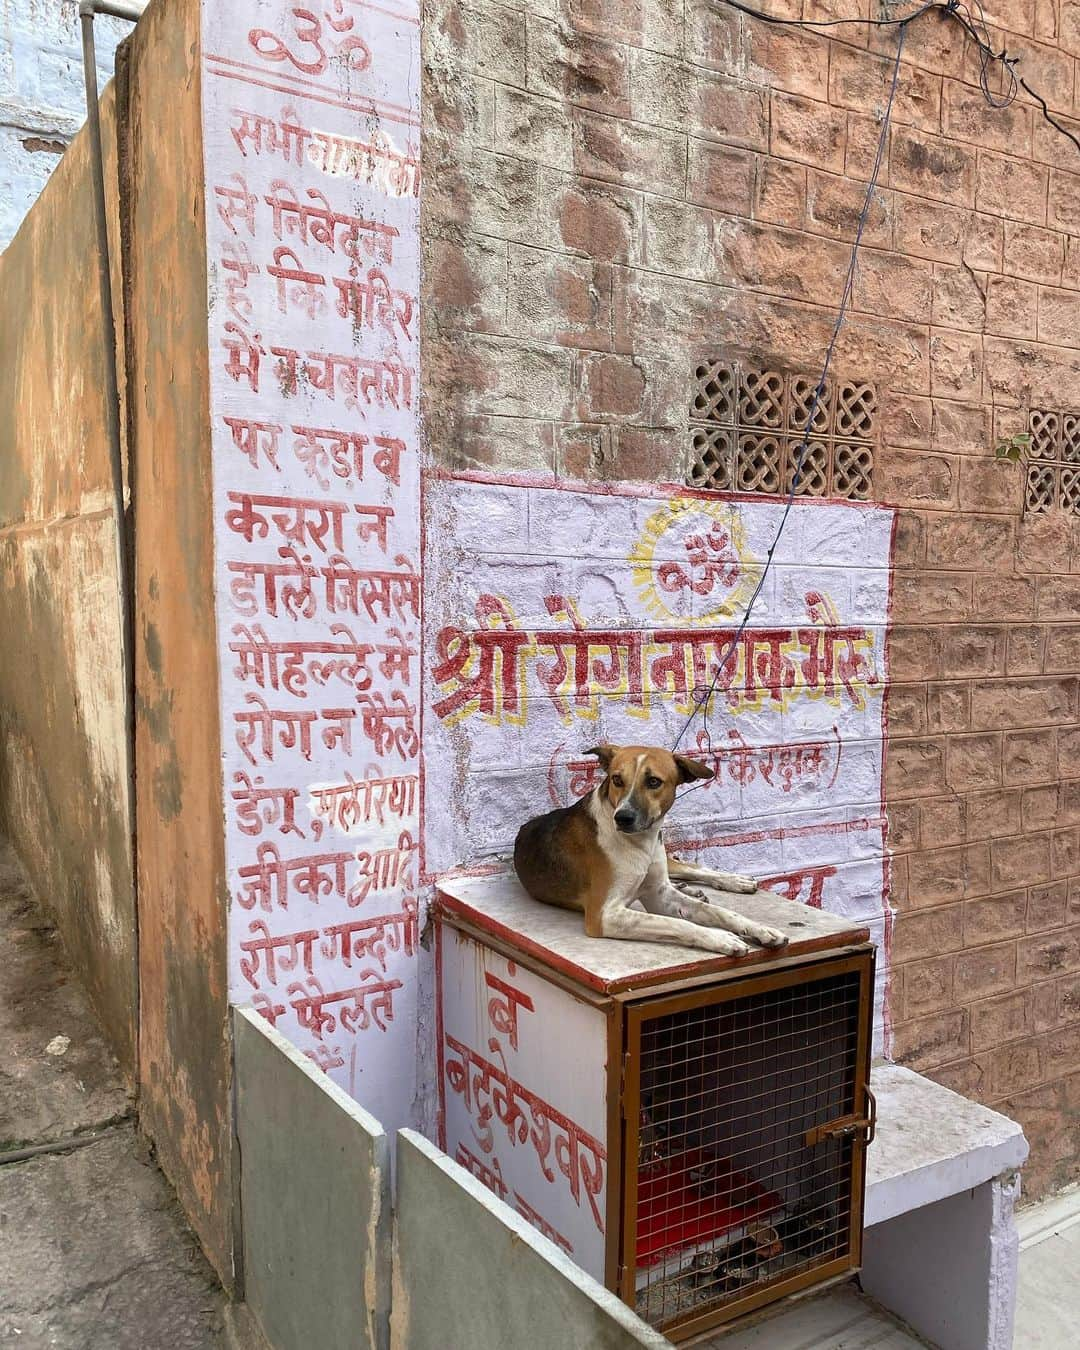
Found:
<box><xmin>614</xmin><ymin>808</ymin><xmax>636</xmax><ymax>830</ymax></box>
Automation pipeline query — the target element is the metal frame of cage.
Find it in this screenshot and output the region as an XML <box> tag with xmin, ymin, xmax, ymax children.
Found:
<box><xmin>612</xmin><ymin>951</ymin><xmax>876</xmax><ymax>1341</ymax></box>
<box><xmin>437</xmin><ymin>904</ymin><xmax>876</xmax><ymax>1342</ymax></box>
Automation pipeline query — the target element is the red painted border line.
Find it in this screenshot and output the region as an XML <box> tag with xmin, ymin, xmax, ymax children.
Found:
<box><xmin>878</xmin><ymin>508</ymin><xmax>900</xmax><ymax>1057</ymax></box>
<box><xmin>342</xmin><ymin>0</ymin><xmax>421</xmax><ymax>25</ymax></box>
<box><xmin>673</xmin><ymin>815</ymin><xmax>887</xmax><ymax>853</ymax></box>
<box><xmin>206</xmin><ymin>51</ymin><xmax>420</xmax><ymax>122</ymax></box>
<box><xmin>425</xmin><ymin>466</ymin><xmax>891</xmax><ymax>514</ymax></box>
<box><xmin>204</xmin><ymin>56</ymin><xmax>420</xmax><ymax>130</ymax></box>
<box><xmin>435</xmin><ymin>890</ymin><xmax>870</xmax><ymax>995</ymax></box>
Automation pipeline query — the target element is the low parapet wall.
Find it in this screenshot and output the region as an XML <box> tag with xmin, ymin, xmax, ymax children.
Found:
<box><xmin>233</xmin><ymin>1006</ymin><xmax>665</xmax><ymax>1350</ymax></box>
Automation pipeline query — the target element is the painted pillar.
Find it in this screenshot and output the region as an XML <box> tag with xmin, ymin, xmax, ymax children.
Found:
<box><xmin>200</xmin><ymin>0</ymin><xmax>422</xmax><ymax>1134</ymax></box>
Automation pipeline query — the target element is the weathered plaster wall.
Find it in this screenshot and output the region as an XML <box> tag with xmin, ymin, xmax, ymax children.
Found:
<box><xmin>124</xmin><ymin>0</ymin><xmax>233</xmax><ymax>1281</ymax></box>
<box><xmin>421</xmin><ymin>0</ymin><xmax>1080</xmax><ymax>1199</ymax></box>
<box><xmin>424</xmin><ymin>475</ymin><xmax>897</xmax><ymax>1055</ymax></box>
<box><xmin>0</xmin><ymin>0</ymin><xmax>127</xmax><ymax>248</ymax></box>
<box><xmin>0</xmin><ymin>82</ymin><xmax>134</xmax><ymax>1070</ymax></box>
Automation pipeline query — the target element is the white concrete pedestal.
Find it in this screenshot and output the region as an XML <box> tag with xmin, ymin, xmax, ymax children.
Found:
<box><xmin>861</xmin><ymin>1064</ymin><xmax>1028</xmax><ymax>1350</ymax></box>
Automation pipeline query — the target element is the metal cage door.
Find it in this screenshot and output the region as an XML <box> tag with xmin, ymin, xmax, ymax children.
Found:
<box><xmin>619</xmin><ymin>952</ymin><xmax>874</xmax><ymax>1340</ymax></box>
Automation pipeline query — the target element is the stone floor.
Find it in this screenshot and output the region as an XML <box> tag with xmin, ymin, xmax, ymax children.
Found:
<box><xmin>0</xmin><ymin>838</ymin><xmax>225</xmax><ymax>1349</ymax></box>
<box><xmin>1012</xmin><ymin>1182</ymin><xmax>1080</xmax><ymax>1349</ymax></box>
<box><xmin>694</xmin><ymin>1284</ymin><xmax>930</xmax><ymax>1349</ymax></box>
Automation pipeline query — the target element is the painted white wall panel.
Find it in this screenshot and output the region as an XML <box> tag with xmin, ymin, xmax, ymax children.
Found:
<box><xmin>201</xmin><ymin>0</ymin><xmax>421</xmax><ymax>1135</ymax></box>
<box><xmin>437</xmin><ymin>925</ymin><xmax>610</xmax><ymax>1281</ymax></box>
<box><xmin>424</xmin><ymin>477</ymin><xmax>896</xmax><ymax>1054</ymax></box>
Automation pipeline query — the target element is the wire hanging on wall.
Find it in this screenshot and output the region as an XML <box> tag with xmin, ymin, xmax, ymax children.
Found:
<box><xmin>714</xmin><ymin>0</ymin><xmax>1079</xmax><ymax>159</ymax></box>
<box><xmin>671</xmin><ymin>0</ymin><xmax>1080</xmax><ymax>784</ymax></box>
<box><xmin>670</xmin><ymin>21</ymin><xmax>907</xmax><ymax>774</ymax></box>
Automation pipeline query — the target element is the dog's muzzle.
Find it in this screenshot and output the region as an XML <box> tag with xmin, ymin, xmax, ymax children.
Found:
<box><xmin>614</xmin><ymin>808</ymin><xmax>645</xmax><ymax>833</ymax></box>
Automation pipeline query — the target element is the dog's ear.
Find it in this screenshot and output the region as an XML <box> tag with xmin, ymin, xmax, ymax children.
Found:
<box><xmin>585</xmin><ymin>744</ymin><xmax>617</xmax><ymax>771</ymax></box>
<box><xmin>674</xmin><ymin>754</ymin><xmax>713</xmax><ymax>784</ymax></box>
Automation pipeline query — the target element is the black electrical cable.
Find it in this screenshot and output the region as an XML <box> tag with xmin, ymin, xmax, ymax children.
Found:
<box><xmin>716</xmin><ymin>0</ymin><xmax>939</xmax><ymax>29</ymax></box>
<box><xmin>1019</xmin><ymin>74</ymin><xmax>1080</xmax><ymax>158</ymax></box>
<box><xmin>714</xmin><ymin>0</ymin><xmax>1079</xmax><ymax>154</ymax></box>
<box><xmin>671</xmin><ymin>19</ymin><xmax>908</xmax><ymax>767</ymax></box>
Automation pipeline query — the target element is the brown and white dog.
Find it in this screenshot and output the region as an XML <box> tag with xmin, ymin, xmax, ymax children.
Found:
<box><xmin>513</xmin><ymin>744</ymin><xmax>789</xmax><ymax>957</ymax></box>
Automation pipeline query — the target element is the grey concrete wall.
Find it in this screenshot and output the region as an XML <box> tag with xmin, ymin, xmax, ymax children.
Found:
<box><xmin>862</xmin><ymin>1178</ymin><xmax>1019</xmax><ymax>1350</ymax></box>
<box><xmin>234</xmin><ymin>1007</ymin><xmax>392</xmax><ymax>1350</ymax></box>
<box><xmin>392</xmin><ymin>1130</ymin><xmax>669</xmax><ymax>1350</ymax></box>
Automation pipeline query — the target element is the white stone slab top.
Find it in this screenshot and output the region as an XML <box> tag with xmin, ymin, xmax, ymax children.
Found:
<box><xmin>435</xmin><ymin>867</ymin><xmax>871</xmax><ymax>995</ymax></box>
<box><xmin>865</xmin><ymin>1062</ymin><xmax>1029</xmax><ymax>1227</ymax></box>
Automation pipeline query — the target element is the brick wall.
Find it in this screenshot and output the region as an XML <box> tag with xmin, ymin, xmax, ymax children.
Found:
<box><xmin>422</xmin><ymin>0</ymin><xmax>1080</xmax><ymax>1198</ymax></box>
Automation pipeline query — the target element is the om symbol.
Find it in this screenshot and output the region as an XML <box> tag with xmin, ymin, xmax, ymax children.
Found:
<box><xmin>658</xmin><ymin>527</ymin><xmax>741</xmax><ymax>597</ymax></box>
<box><xmin>249</xmin><ymin>4</ymin><xmax>371</xmax><ymax>76</ymax></box>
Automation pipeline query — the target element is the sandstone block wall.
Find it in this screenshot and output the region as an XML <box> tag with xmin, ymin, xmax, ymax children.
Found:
<box><xmin>422</xmin><ymin>0</ymin><xmax>1080</xmax><ymax>1198</ymax></box>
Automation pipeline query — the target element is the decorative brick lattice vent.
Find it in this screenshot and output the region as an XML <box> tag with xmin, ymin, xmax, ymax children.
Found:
<box><xmin>689</xmin><ymin>362</ymin><xmax>876</xmax><ymax>501</ymax></box>
<box><xmin>1025</xmin><ymin>408</ymin><xmax>1080</xmax><ymax>515</ymax></box>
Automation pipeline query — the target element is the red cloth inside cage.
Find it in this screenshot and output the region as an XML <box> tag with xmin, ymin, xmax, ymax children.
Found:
<box><xmin>636</xmin><ymin>1149</ymin><xmax>782</xmax><ymax>1267</ymax></box>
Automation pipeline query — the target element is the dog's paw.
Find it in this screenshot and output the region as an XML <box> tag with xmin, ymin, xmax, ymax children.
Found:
<box><xmin>703</xmin><ymin>932</ymin><xmax>750</xmax><ymax>958</ymax></box>
<box><xmin>753</xmin><ymin>925</ymin><xmax>789</xmax><ymax>949</ymax></box>
<box><xmin>702</xmin><ymin>874</ymin><xmax>756</xmax><ymax>896</ymax></box>
<box><xmin>714</xmin><ymin>872</ymin><xmax>757</xmax><ymax>895</ymax></box>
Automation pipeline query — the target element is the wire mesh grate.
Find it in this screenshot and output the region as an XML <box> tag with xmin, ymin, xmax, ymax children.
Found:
<box><xmin>630</xmin><ymin>966</ymin><xmax>865</xmax><ymax>1333</ymax></box>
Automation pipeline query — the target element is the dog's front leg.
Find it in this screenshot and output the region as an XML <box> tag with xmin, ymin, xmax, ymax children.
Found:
<box><xmin>597</xmin><ymin>895</ymin><xmax>752</xmax><ymax>956</ymax></box>
<box><xmin>667</xmin><ymin>855</ymin><xmax>757</xmax><ymax>895</ymax></box>
<box><xmin>640</xmin><ymin>880</ymin><xmax>788</xmax><ymax>950</ymax></box>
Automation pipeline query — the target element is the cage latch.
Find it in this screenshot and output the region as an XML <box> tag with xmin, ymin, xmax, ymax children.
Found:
<box><xmin>804</xmin><ymin>1088</ymin><xmax>877</xmax><ymax>1148</ymax></box>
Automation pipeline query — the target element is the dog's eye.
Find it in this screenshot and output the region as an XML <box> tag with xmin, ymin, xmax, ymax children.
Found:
<box><xmin>612</xmin><ymin>775</ymin><xmax>624</xmax><ymax>788</ymax></box>
<box><xmin>646</xmin><ymin>775</ymin><xmax>663</xmax><ymax>790</ymax></box>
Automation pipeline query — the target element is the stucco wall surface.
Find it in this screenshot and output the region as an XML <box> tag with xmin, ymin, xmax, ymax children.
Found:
<box><xmin>0</xmin><ymin>79</ymin><xmax>134</xmax><ymax>1070</ymax></box>
<box><xmin>0</xmin><ymin>0</ymin><xmax>126</xmax><ymax>248</ymax></box>
<box><xmin>124</xmin><ymin>0</ymin><xmax>234</xmax><ymax>1283</ymax></box>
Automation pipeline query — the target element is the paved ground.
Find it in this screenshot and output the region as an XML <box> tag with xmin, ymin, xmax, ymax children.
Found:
<box><xmin>1013</xmin><ymin>1182</ymin><xmax>1080</xmax><ymax>1349</ymax></box>
<box><xmin>0</xmin><ymin>838</ymin><xmax>225</xmax><ymax>1349</ymax></box>
<box><xmin>696</xmin><ymin>1284</ymin><xmax>930</xmax><ymax>1349</ymax></box>
<box><xmin>3</xmin><ymin>829</ymin><xmax>1078</xmax><ymax>1350</ymax></box>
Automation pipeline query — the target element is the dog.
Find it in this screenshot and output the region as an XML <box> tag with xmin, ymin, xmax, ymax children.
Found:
<box><xmin>513</xmin><ymin>744</ymin><xmax>789</xmax><ymax>957</ymax></box>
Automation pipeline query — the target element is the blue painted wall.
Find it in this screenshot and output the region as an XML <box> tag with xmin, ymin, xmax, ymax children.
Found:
<box><xmin>0</xmin><ymin>0</ymin><xmax>129</xmax><ymax>248</ymax></box>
